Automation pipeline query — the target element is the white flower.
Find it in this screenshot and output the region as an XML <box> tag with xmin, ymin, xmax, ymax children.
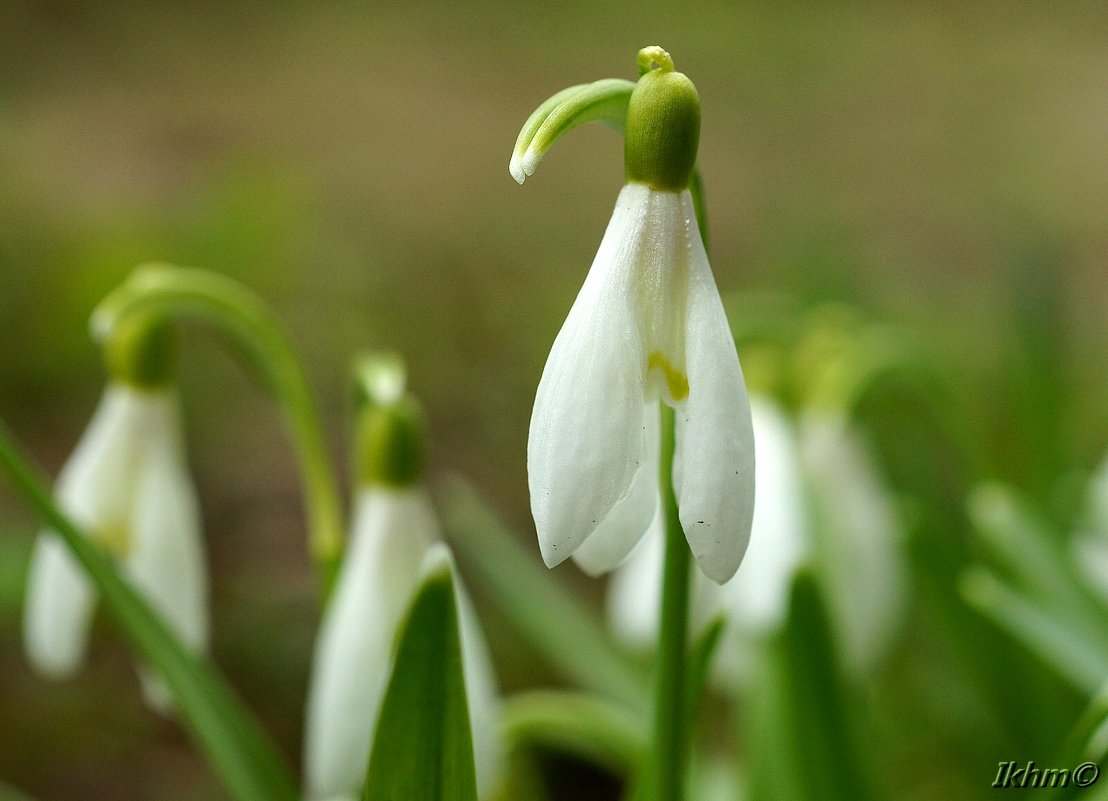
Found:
<box><xmin>799</xmin><ymin>409</ymin><xmax>907</xmax><ymax>675</ymax></box>
<box><xmin>607</xmin><ymin>395</ymin><xmax>906</xmax><ymax>681</ymax></box>
<box><xmin>303</xmin><ymin>487</ymin><xmax>501</xmax><ymax>801</ymax></box>
<box><xmin>528</xmin><ymin>182</ymin><xmax>755</xmax><ymax>585</ymax></box>
<box><xmin>23</xmin><ymin>383</ymin><xmax>208</xmax><ymax>709</ymax></box>
<box><xmin>607</xmin><ymin>395</ymin><xmax>806</xmax><ymax>675</ymax></box>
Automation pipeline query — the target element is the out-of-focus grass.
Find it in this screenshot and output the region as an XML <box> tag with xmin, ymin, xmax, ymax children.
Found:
<box><xmin>1</xmin><ymin>1</ymin><xmax>1105</xmax><ymax>798</ymax></box>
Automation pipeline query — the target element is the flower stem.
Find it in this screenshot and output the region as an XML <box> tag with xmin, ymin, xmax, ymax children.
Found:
<box><xmin>649</xmin><ymin>401</ymin><xmax>691</xmax><ymax>801</ymax></box>
<box><xmin>92</xmin><ymin>264</ymin><xmax>344</xmax><ymax>597</ymax></box>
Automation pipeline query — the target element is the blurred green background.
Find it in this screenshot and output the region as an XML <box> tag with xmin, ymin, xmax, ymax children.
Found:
<box><xmin>1</xmin><ymin>1</ymin><xmax>1106</xmax><ymax>799</ymax></box>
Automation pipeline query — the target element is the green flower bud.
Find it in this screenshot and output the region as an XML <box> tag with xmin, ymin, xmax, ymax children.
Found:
<box><xmin>624</xmin><ymin>47</ymin><xmax>701</xmax><ymax>192</ymax></box>
<box><xmin>356</xmin><ymin>396</ymin><xmax>426</xmax><ymax>488</ymax></box>
<box><xmin>103</xmin><ymin>316</ymin><xmax>177</xmax><ymax>389</ymax></box>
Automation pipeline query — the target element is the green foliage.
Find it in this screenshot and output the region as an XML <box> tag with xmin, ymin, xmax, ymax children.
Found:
<box><xmin>363</xmin><ymin>554</ymin><xmax>477</xmax><ymax>801</ymax></box>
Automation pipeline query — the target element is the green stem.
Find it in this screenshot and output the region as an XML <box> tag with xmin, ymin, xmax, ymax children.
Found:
<box><xmin>649</xmin><ymin>402</ymin><xmax>691</xmax><ymax>801</ymax></box>
<box><xmin>93</xmin><ymin>264</ymin><xmax>343</xmax><ymax>595</ymax></box>
<box><xmin>0</xmin><ymin>421</ymin><xmax>298</xmax><ymax>801</ymax></box>
<box><xmin>501</xmin><ymin>690</ymin><xmax>647</xmax><ymax>776</ymax></box>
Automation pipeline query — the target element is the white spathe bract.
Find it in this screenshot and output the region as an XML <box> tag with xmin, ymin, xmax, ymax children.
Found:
<box><xmin>528</xmin><ymin>182</ymin><xmax>755</xmax><ymax>585</ymax></box>
<box><xmin>303</xmin><ymin>487</ymin><xmax>501</xmax><ymax>801</ymax></box>
<box><xmin>23</xmin><ymin>384</ymin><xmax>208</xmax><ymax>706</ymax></box>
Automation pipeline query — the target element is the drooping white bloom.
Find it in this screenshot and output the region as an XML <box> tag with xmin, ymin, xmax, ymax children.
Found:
<box><xmin>607</xmin><ymin>395</ymin><xmax>806</xmax><ymax>671</ymax></box>
<box><xmin>799</xmin><ymin>409</ymin><xmax>907</xmax><ymax>675</ymax></box>
<box><xmin>607</xmin><ymin>394</ymin><xmax>906</xmax><ymax>682</ymax></box>
<box><xmin>303</xmin><ymin>487</ymin><xmax>501</xmax><ymax>801</ymax></box>
<box><xmin>529</xmin><ymin>182</ymin><xmax>755</xmax><ymax>585</ymax></box>
<box><xmin>23</xmin><ymin>383</ymin><xmax>208</xmax><ymax>707</ymax></box>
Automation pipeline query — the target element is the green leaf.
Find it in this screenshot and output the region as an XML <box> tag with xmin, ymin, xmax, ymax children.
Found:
<box><xmin>962</xmin><ymin>568</ymin><xmax>1108</xmax><ymax>695</ymax></box>
<box><xmin>365</xmin><ymin>548</ymin><xmax>478</xmax><ymax>801</ymax></box>
<box><xmin>509</xmin><ymin>79</ymin><xmax>635</xmax><ymax>184</ymax></box>
<box><xmin>0</xmin><ymin>422</ymin><xmax>298</xmax><ymax>801</ymax></box>
<box><xmin>969</xmin><ymin>483</ymin><xmax>1106</xmax><ymax>638</ymax></box>
<box><xmin>501</xmin><ymin>690</ymin><xmax>645</xmax><ymax>776</ymax></box>
<box><xmin>0</xmin><ymin>781</ymin><xmax>36</xmax><ymax>801</ymax></box>
<box><xmin>685</xmin><ymin>615</ymin><xmax>725</xmax><ymax>733</ymax></box>
<box><xmin>438</xmin><ymin>476</ymin><xmax>648</xmax><ymax>708</ymax></box>
<box><xmin>743</xmin><ymin>572</ymin><xmax>874</xmax><ymax>801</ymax></box>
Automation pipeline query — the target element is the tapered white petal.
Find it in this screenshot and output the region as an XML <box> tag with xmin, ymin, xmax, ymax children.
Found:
<box><xmin>126</xmin><ymin>399</ymin><xmax>208</xmax><ymax>712</ymax></box>
<box><xmin>573</xmin><ymin>404</ymin><xmax>660</xmax><ymax>576</ymax></box>
<box><xmin>528</xmin><ymin>186</ymin><xmax>654</xmax><ymax>567</ymax></box>
<box><xmin>304</xmin><ymin>488</ymin><xmax>437</xmax><ymax>801</ymax></box>
<box><xmin>673</xmin><ymin>192</ymin><xmax>755</xmax><ymax>584</ymax></box>
<box><xmin>800</xmin><ymin>412</ymin><xmax>906</xmax><ymax>674</ymax></box>
<box><xmin>606</xmin><ymin>516</ymin><xmax>725</xmax><ymax>650</ymax></box>
<box><xmin>22</xmin><ymin>384</ymin><xmax>168</xmax><ymax>677</ymax></box>
<box><xmin>23</xmin><ymin>535</ymin><xmax>96</xmax><ymax>677</ymax></box>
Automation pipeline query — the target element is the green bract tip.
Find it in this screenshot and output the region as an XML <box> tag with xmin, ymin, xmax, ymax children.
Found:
<box><xmin>625</xmin><ymin>47</ymin><xmax>701</xmax><ymax>191</ymax></box>
<box><xmin>508</xmin><ymin>79</ymin><xmax>635</xmax><ymax>185</ymax></box>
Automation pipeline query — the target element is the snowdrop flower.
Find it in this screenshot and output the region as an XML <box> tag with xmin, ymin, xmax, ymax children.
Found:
<box><xmin>303</xmin><ymin>381</ymin><xmax>500</xmax><ymax>801</ymax></box>
<box><xmin>526</xmin><ymin>48</ymin><xmax>755</xmax><ymax>585</ymax></box>
<box><xmin>608</xmin><ymin>395</ymin><xmax>806</xmax><ymax>677</ymax></box>
<box><xmin>23</xmin><ymin>320</ymin><xmax>207</xmax><ymax>710</ymax></box>
<box><xmin>608</xmin><ymin>394</ymin><xmax>905</xmax><ymax>681</ymax></box>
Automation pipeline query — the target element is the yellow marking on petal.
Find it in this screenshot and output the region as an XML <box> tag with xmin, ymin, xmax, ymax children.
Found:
<box><xmin>648</xmin><ymin>351</ymin><xmax>689</xmax><ymax>402</ymax></box>
<box><xmin>97</xmin><ymin>523</ymin><xmax>130</xmax><ymax>558</ymax></box>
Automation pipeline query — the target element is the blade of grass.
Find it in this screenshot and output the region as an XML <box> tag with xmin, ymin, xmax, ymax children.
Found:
<box><xmin>962</xmin><ymin>568</ymin><xmax>1108</xmax><ymax>696</ymax></box>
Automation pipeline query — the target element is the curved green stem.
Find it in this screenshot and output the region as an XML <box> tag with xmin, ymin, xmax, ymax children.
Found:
<box><xmin>93</xmin><ymin>263</ymin><xmax>343</xmax><ymax>595</ymax></box>
<box><xmin>501</xmin><ymin>690</ymin><xmax>646</xmax><ymax>776</ymax></box>
<box><xmin>648</xmin><ymin>402</ymin><xmax>692</xmax><ymax>801</ymax></box>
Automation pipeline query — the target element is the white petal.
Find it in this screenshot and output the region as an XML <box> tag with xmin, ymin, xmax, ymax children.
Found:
<box><xmin>605</xmin><ymin>513</ymin><xmax>723</xmax><ymax>650</ymax></box>
<box><xmin>56</xmin><ymin>384</ymin><xmax>165</xmax><ymax>539</ymax></box>
<box><xmin>528</xmin><ymin>185</ymin><xmax>654</xmax><ymax>567</ymax></box>
<box><xmin>303</xmin><ymin>488</ymin><xmax>437</xmax><ymax>801</ymax></box>
<box><xmin>673</xmin><ymin>191</ymin><xmax>755</xmax><ymax>585</ymax></box>
<box><xmin>23</xmin><ymin>534</ymin><xmax>96</xmax><ymax>677</ymax></box>
<box><xmin>604</xmin><ymin>513</ymin><xmax>664</xmax><ymax>649</ymax></box>
<box><xmin>572</xmin><ymin>404</ymin><xmax>660</xmax><ymax>576</ymax></box>
<box><xmin>455</xmin><ymin>563</ymin><xmax>503</xmax><ymax>797</ymax></box>
<box><xmin>799</xmin><ymin>412</ymin><xmax>906</xmax><ymax>675</ymax></box>
<box><xmin>124</xmin><ymin>396</ymin><xmax>208</xmax><ymax>712</ymax></box>
<box><xmin>22</xmin><ymin>384</ymin><xmax>165</xmax><ymax>677</ymax></box>
<box><xmin>719</xmin><ymin>396</ymin><xmax>808</xmax><ymax>635</ymax></box>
